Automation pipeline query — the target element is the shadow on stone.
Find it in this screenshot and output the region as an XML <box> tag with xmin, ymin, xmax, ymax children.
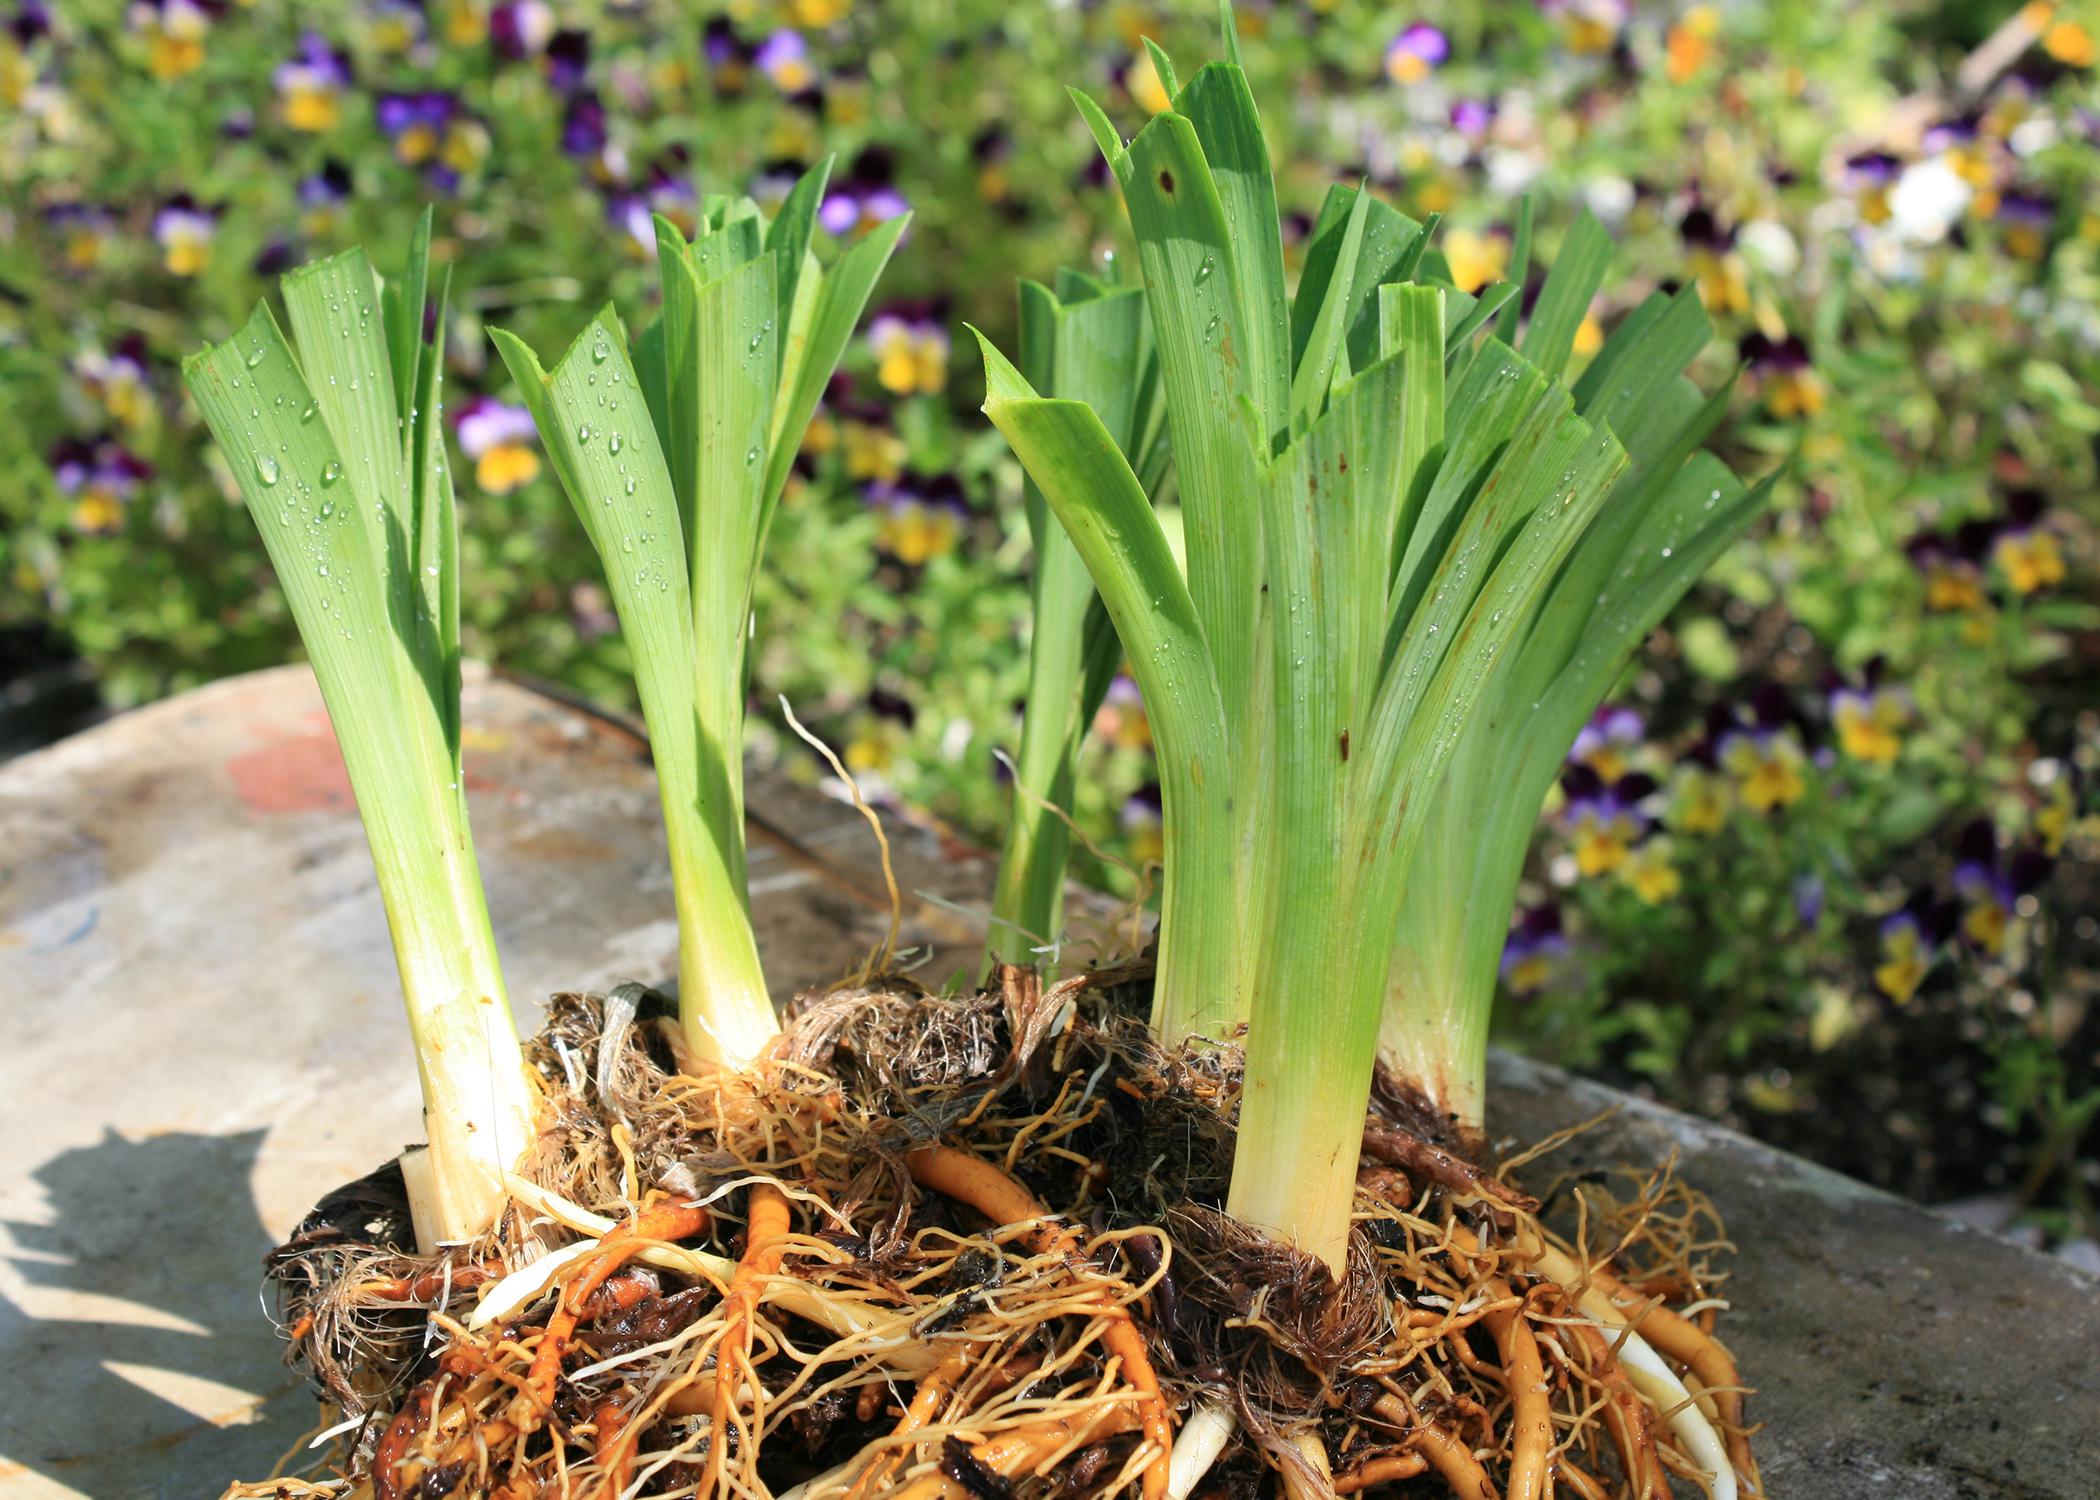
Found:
<box><xmin>0</xmin><ymin>1127</ymin><xmax>312</xmax><ymax>1497</ymax></box>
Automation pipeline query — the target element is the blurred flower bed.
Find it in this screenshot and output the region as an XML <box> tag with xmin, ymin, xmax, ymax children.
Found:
<box><xmin>3</xmin><ymin>0</ymin><xmax>2096</xmax><ymax>1240</ymax></box>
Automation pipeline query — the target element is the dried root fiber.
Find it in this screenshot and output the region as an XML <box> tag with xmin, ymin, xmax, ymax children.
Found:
<box><xmin>228</xmin><ymin>969</ymin><xmax>1759</xmax><ymax>1500</ymax></box>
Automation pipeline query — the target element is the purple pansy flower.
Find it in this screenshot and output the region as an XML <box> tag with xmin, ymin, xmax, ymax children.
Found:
<box><xmin>1385</xmin><ymin>22</ymin><xmax>1449</xmax><ymax>83</ymax></box>
<box><xmin>1451</xmin><ymin>98</ymin><xmax>1494</xmax><ymax>136</ymax></box>
<box><xmin>489</xmin><ymin>0</ymin><xmax>554</xmax><ymax>59</ymax></box>
<box><xmin>561</xmin><ymin>92</ymin><xmax>607</xmax><ymax>158</ymax></box>
<box><xmin>1500</xmin><ymin>905</ymin><xmax>1568</xmax><ymax>995</ymax></box>
<box><xmin>52</xmin><ymin>437</ymin><xmax>152</xmax><ymax>533</ymax></box>
<box><xmin>544</xmin><ymin>28</ymin><xmax>589</xmax><ymax>91</ymax></box>
<box><xmin>298</xmin><ymin>159</ymin><xmax>353</xmax><ymax>210</ymax></box>
<box><xmin>1570</xmin><ymin>706</ymin><xmax>1644</xmax><ymax>780</ymax></box>
<box><xmin>274</xmin><ymin>30</ymin><xmax>352</xmax><ymax>93</ymax></box>
<box><xmin>11</xmin><ymin>0</ymin><xmax>52</xmax><ymax>43</ymax></box>
<box><xmin>755</xmin><ymin>29</ymin><xmax>815</xmax><ymax>92</ymax></box>
<box><xmin>820</xmin><ymin>151</ymin><xmax>910</xmax><ymax>235</ymax></box>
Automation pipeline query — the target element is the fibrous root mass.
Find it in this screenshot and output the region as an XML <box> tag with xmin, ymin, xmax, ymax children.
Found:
<box><xmin>233</xmin><ymin>969</ymin><xmax>1760</xmax><ymax>1500</ymax></box>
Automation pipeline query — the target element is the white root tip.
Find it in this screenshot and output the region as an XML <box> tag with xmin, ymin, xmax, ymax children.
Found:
<box><xmin>1168</xmin><ymin>1400</ymin><xmax>1238</xmax><ymax>1500</ymax></box>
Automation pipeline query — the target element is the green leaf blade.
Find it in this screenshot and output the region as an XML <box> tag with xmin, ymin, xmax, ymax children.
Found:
<box><xmin>1520</xmin><ymin>210</ymin><xmax>1612</xmax><ymax>380</ymax></box>
<box><xmin>763</xmin><ymin>210</ymin><xmax>909</xmax><ymax>520</ymax></box>
<box><xmin>978</xmin><ymin>331</ymin><xmax>1241</xmax><ymax>1037</ymax></box>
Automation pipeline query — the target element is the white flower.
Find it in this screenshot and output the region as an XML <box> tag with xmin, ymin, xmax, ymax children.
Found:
<box><xmin>2009</xmin><ymin>118</ymin><xmax>2060</xmax><ymax>158</ymax></box>
<box><xmin>1738</xmin><ymin>219</ymin><xmax>1799</xmax><ymax>276</ymax></box>
<box><xmin>1485</xmin><ymin>147</ymin><xmax>1543</xmax><ymax>198</ymax></box>
<box><xmin>1583</xmin><ymin>175</ymin><xmax>1636</xmax><ymax>225</ymax></box>
<box><xmin>1887</xmin><ymin>158</ymin><xmax>1971</xmax><ymax>245</ymax></box>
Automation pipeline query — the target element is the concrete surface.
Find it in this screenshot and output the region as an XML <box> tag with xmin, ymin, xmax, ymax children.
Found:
<box><xmin>1488</xmin><ymin>1055</ymin><xmax>2100</xmax><ymax>1498</ymax></box>
<box><xmin>1</xmin><ymin>667</ymin><xmax>2093</xmax><ymax>1497</ymax></box>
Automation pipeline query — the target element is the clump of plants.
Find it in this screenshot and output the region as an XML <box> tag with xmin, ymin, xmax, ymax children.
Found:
<box><xmin>191</xmin><ymin>18</ymin><xmax>1772</xmax><ymax>1500</ymax></box>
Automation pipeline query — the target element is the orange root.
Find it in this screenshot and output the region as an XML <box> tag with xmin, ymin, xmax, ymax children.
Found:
<box><xmin>1564</xmin><ymin>1319</ymin><xmax>1666</xmax><ymax>1500</ymax></box>
<box><xmin>1334</xmin><ymin>1452</ymin><xmax>1430</xmax><ymax>1492</ymax></box>
<box><xmin>846</xmin><ymin>1350</ymin><xmax>970</xmax><ymax>1500</ymax></box>
<box><xmin>1481</xmin><ymin>1283</ymin><xmax>1550</xmax><ymax>1500</ymax></box>
<box><xmin>887</xmin><ymin>1404</ymin><xmax>1141</xmax><ymax>1500</ymax></box>
<box><xmin>905</xmin><ymin>1144</ymin><xmax>1172</xmax><ymax>1500</ymax></box>
<box><xmin>1582</xmin><ymin>1263</ymin><xmax>1756</xmax><ymax>1487</ymax></box>
<box><xmin>1373</xmin><ymin>1394</ymin><xmax>1498</xmax><ymax>1500</ymax></box>
<box><xmin>1445</xmin><ymin>1227</ymin><xmax>1545</xmax><ymax>1500</ymax></box>
<box><xmin>592</xmin><ymin>1399</ymin><xmax>633</xmax><ymax>1500</ymax></box>
<box><xmin>352</xmin><ymin>1264</ymin><xmax>501</xmax><ymax>1303</ymax></box>
<box><xmin>520</xmin><ymin>1195</ymin><xmax>711</xmax><ymax>1424</ymax></box>
<box><xmin>698</xmin><ymin>1181</ymin><xmax>792</xmax><ymax>1498</ymax></box>
<box><xmin>371</xmin><ymin>1379</ymin><xmax>436</xmax><ymax>1500</ymax></box>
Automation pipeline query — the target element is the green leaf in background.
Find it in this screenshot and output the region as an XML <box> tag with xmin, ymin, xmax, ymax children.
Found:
<box><xmin>977</xmin><ymin>330</ymin><xmax>1242</xmax><ymax>1029</ymax></box>
<box><xmin>985</xmin><ymin>273</ymin><xmax>1161</xmax><ymax>969</ymax></box>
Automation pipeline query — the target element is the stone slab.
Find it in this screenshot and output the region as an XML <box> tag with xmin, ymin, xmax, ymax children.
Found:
<box><xmin>0</xmin><ymin>667</ymin><xmax>2092</xmax><ymax>1497</ymax></box>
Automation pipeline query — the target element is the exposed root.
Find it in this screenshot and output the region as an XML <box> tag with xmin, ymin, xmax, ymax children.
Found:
<box><xmin>1332</xmin><ymin>1452</ymin><xmax>1427</xmax><ymax>1493</ymax></box>
<box><xmin>242</xmin><ymin>980</ymin><xmax>1757</xmax><ymax>1500</ymax></box>
<box><xmin>890</xmin><ymin>1402</ymin><xmax>1142</xmax><ymax>1499</ymax></box>
<box><xmin>700</xmin><ymin>1181</ymin><xmax>792</xmax><ymax>1498</ymax></box>
<box><xmin>1375</xmin><ymin>1392</ymin><xmax>1496</xmax><ymax>1500</ymax></box>
<box><xmin>904</xmin><ymin>1143</ymin><xmax>1173</xmax><ymax>1500</ymax></box>
<box><xmin>1525</xmin><ymin>1242</ymin><xmax>1742</xmax><ymax>1500</ymax></box>
<box><xmin>520</xmin><ymin>1195</ymin><xmax>712</xmax><ymax>1425</ymax></box>
<box><xmin>1479</xmin><ymin>1284</ymin><xmax>1548</xmax><ymax>1500</ymax></box>
<box><xmin>1561</xmin><ymin>1317</ymin><xmax>1667</xmax><ymax>1500</ymax></box>
<box><xmin>1362</xmin><ymin>1123</ymin><xmax>1538</xmax><ymax>1213</ymax></box>
<box><xmin>844</xmin><ymin>1350</ymin><xmax>969</xmax><ymax>1500</ymax></box>
<box><xmin>1164</xmin><ymin>1400</ymin><xmax>1235</xmax><ymax>1500</ymax></box>
<box><xmin>1578</xmin><ymin>1262</ymin><xmax>1757</xmax><ymax>1490</ymax></box>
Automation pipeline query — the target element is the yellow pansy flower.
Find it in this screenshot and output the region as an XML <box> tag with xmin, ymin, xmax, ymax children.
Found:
<box><xmin>842</xmin><ymin>420</ymin><xmax>907</xmax><ymax>484</ymax></box>
<box><xmin>475</xmin><ymin>444</ymin><xmax>540</xmax><ymax>494</ymax></box>
<box><xmin>72</xmin><ymin>488</ymin><xmax>127</xmax><ymax>535</ymax></box>
<box><xmin>1669</xmin><ymin>765</ymin><xmax>1732</xmax><ymax>836</ymax></box>
<box><xmin>1721</xmin><ymin>730</ymin><xmax>1807</xmax><ymax>813</ymax></box>
<box><xmin>1128</xmin><ymin>49</ymin><xmax>1171</xmax><ymax>115</ymax></box>
<box><xmin>1384</xmin><ymin>24</ymin><xmax>1449</xmax><ymax>86</ymax></box>
<box><xmin>1621</xmin><ymin>839</ymin><xmax>1683</xmax><ymax>905</ymax></box>
<box><xmin>455</xmin><ymin>400</ymin><xmax>543</xmax><ymax>496</ymax></box>
<box><xmin>1665</xmin><ymin>5</ymin><xmax>1720</xmax><ymax>84</ymax></box>
<box><xmin>869</xmin><ymin>315</ymin><xmax>948</xmax><ymax>397</ymax></box>
<box><xmin>1829</xmin><ymin>686</ymin><xmax>1909</xmax><ymax>766</ymax></box>
<box><xmin>1993</xmin><ymin>529</ymin><xmax>2065</xmax><ymax>595</ymax></box>
<box><xmin>1568</xmin><ymin>804</ymin><xmax>1645</xmax><ymax>877</ymax></box>
<box><xmin>2044</xmin><ymin>18</ymin><xmax>2094</xmax><ymax>66</ymax></box>
<box><xmin>871</xmin><ymin>489</ymin><xmax>964</xmax><ymax>566</ymax></box>
<box><xmin>1873</xmin><ymin>916</ymin><xmax>1931</xmax><ymax>1003</ymax></box>
<box><xmin>1442</xmin><ymin>229</ymin><xmax>1508</xmax><ymax>294</ymax></box>
<box><xmin>154</xmin><ymin>202</ymin><xmax>216</xmax><ymax>278</ymax></box>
